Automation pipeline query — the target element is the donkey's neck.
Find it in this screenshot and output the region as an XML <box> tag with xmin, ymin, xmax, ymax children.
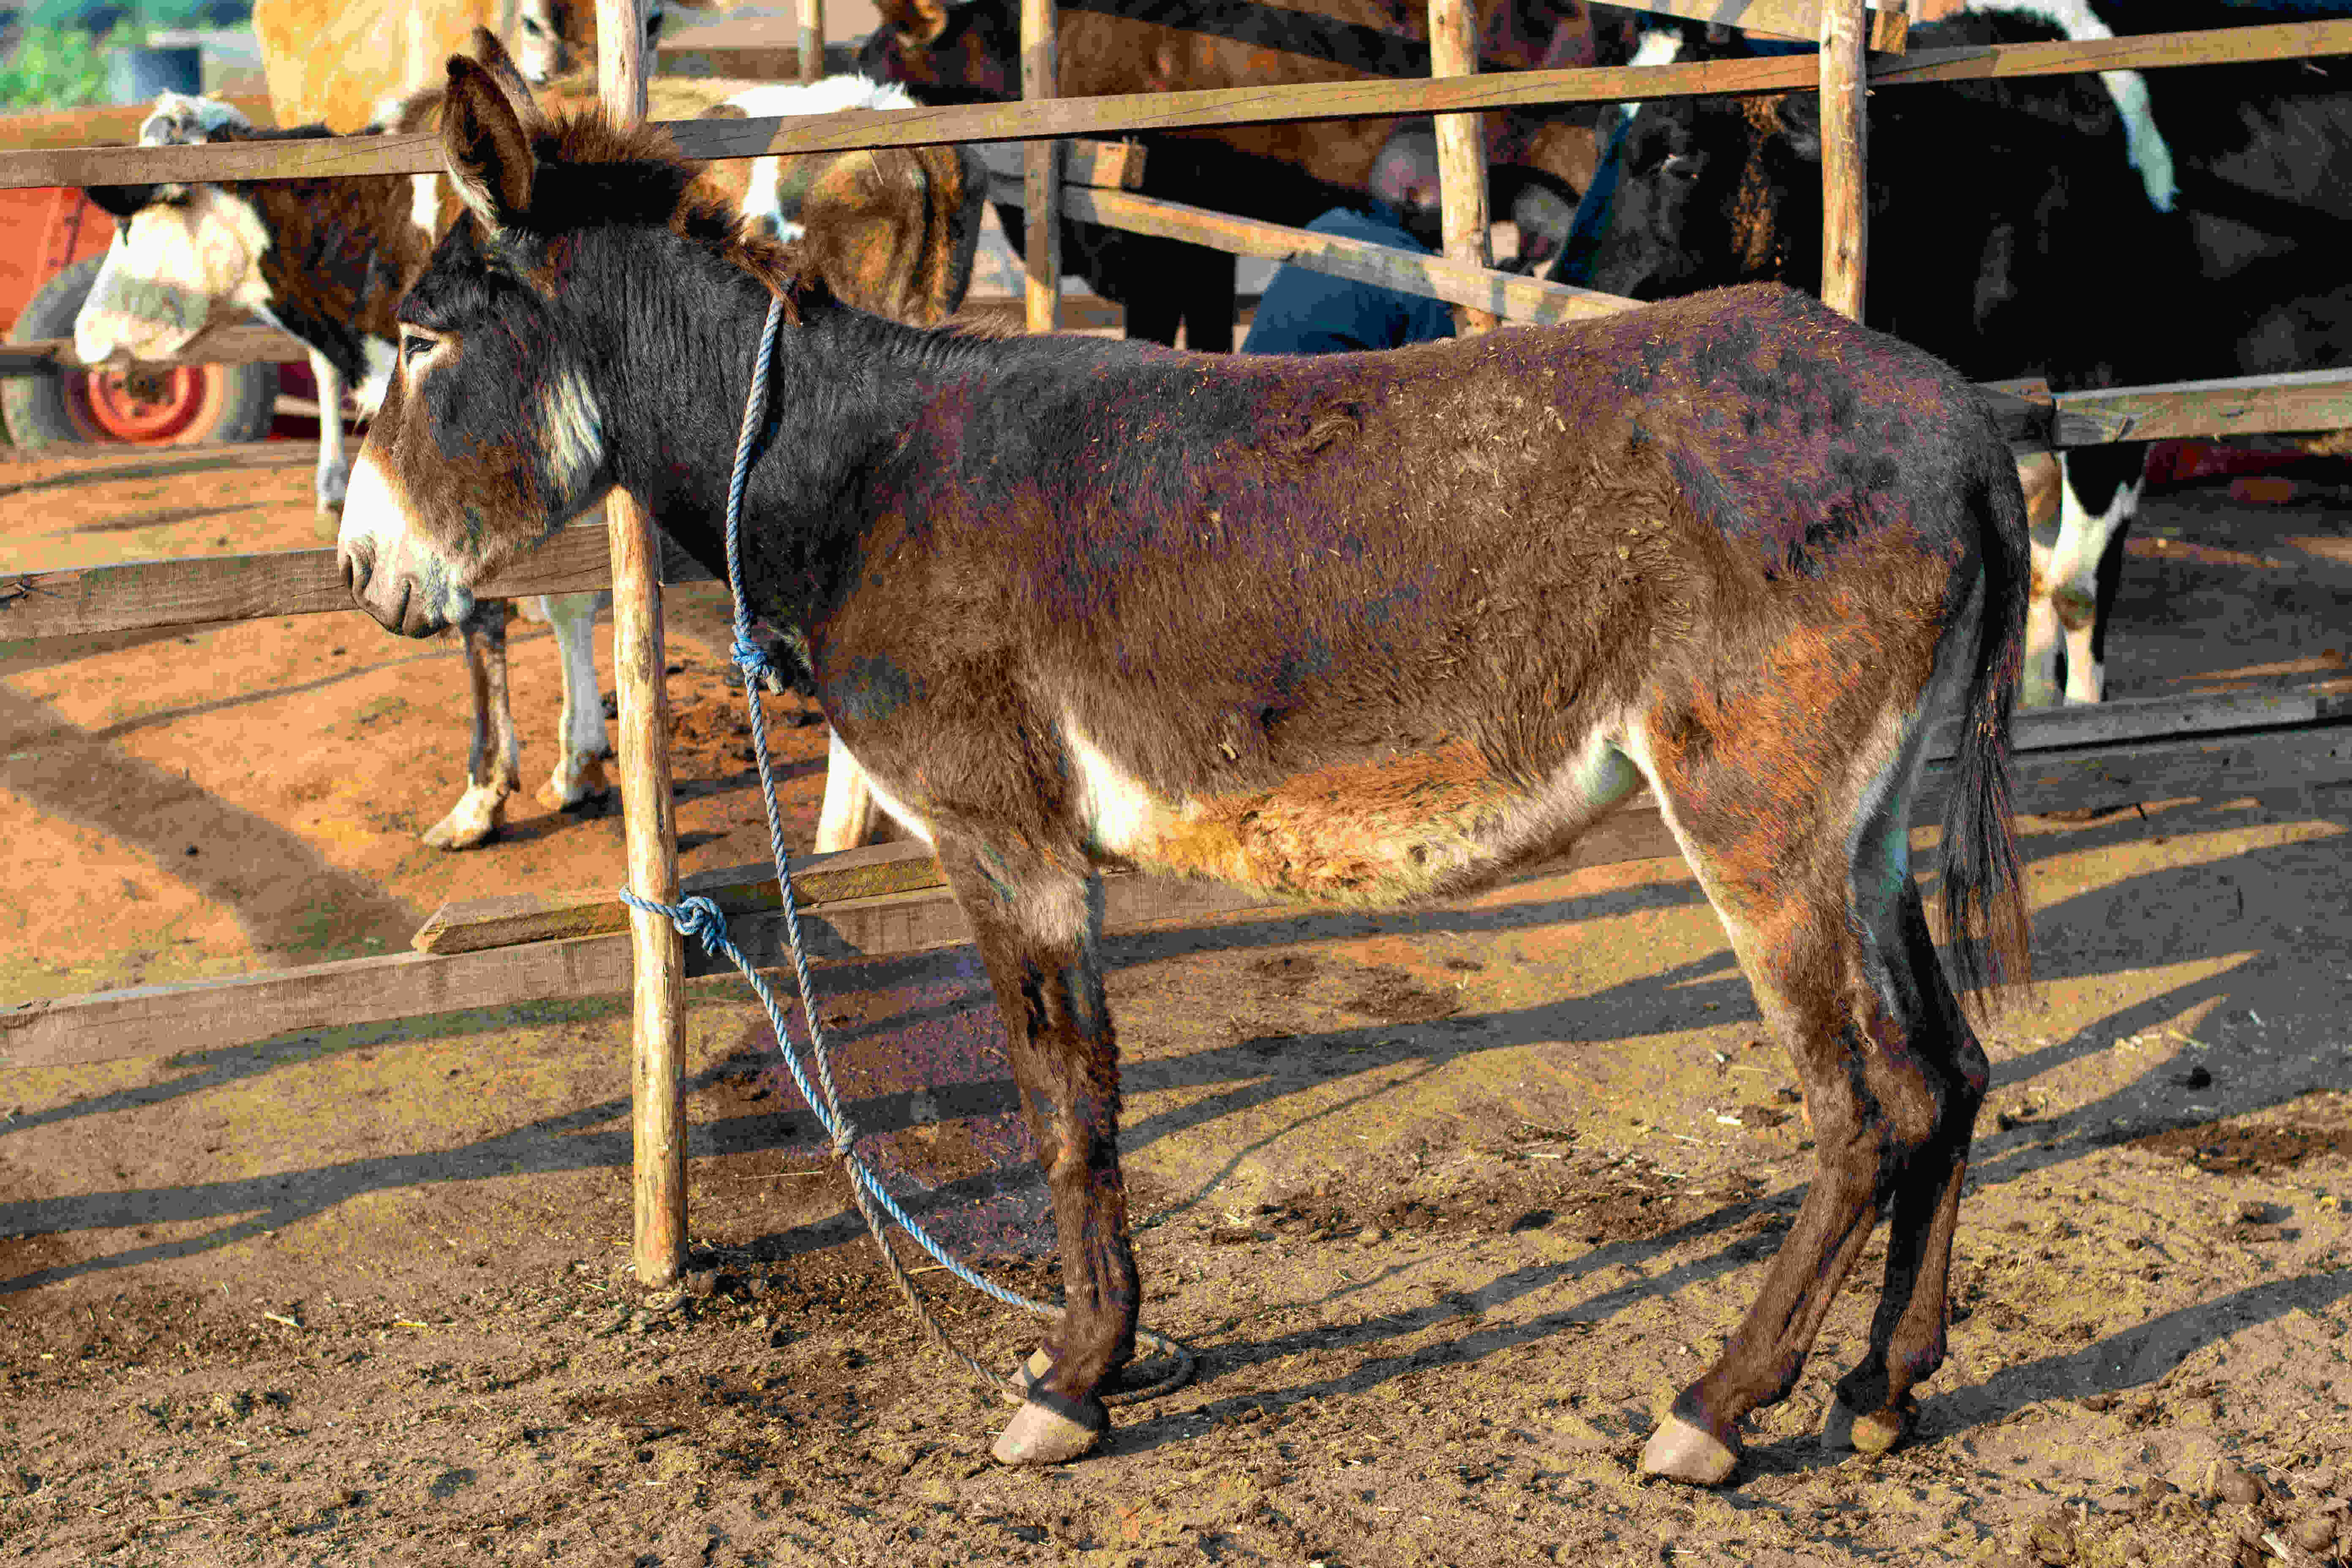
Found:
<box><xmin>593</xmin><ymin>242</ymin><xmax>938</xmax><ymax>632</ymax></box>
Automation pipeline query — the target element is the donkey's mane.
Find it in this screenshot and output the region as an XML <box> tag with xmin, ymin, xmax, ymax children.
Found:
<box><xmin>524</xmin><ymin>105</ymin><xmax>819</xmax><ymax>309</ymax></box>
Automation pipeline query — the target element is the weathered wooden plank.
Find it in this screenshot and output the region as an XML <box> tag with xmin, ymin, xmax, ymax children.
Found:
<box><xmin>413</xmin><ymin>840</ymin><xmax>951</xmax><ymax>954</ymax></box>
<box><xmin>2050</xmin><ymin>369</ymin><xmax>2352</xmax><ymax>447</ymax></box>
<box><xmin>1603</xmin><ymin>0</ymin><xmax>1904</xmax><ymax>51</ymax></box>
<box><xmin>0</xmin><ymin>526</ymin><xmax>712</xmax><ymax>644</ymax></box>
<box><xmin>968</xmin><ymin>137</ymin><xmax>1147</xmax><ymax>190</ymax></box>
<box><xmin>0</xmin><ymin>95</ymin><xmax>275</xmax><ymax>151</ymax></box>
<box><xmin>12</xmin><ymin>23</ymin><xmax>2352</xmax><ymax>191</ymax></box>
<box><xmin>11</xmin><ymin>713</ymin><xmax>2352</xmax><ymax>1072</ymax></box>
<box><xmin>0</xmin><ymin>325</ymin><xmax>313</xmax><ymax>377</ymax></box>
<box><xmin>1027</xmin><ymin>178</ymin><xmax>1643</xmax><ymax>324</ymax></box>
<box><xmin>1022</xmin><ymin>0</ymin><xmax>1063</xmax><ymax>334</ymax></box>
<box><xmin>1428</xmin><ymin>0</ymin><xmax>1497</xmax><ymax>336</ymax></box>
<box><xmin>1919</xmin><ymin>689</ymin><xmax>2352</xmax><ymax>762</ymax></box>
<box><xmin>1817</xmin><ymin>0</ymin><xmax>1868</xmax><ymax>321</ymax></box>
<box><xmin>0</xmin><ymin>937</ymin><xmax>636</xmax><ymax>1071</ymax></box>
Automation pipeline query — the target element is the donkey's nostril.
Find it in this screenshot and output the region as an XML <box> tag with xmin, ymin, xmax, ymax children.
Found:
<box><xmin>340</xmin><ymin>542</ymin><xmax>373</xmax><ymax>600</ymax></box>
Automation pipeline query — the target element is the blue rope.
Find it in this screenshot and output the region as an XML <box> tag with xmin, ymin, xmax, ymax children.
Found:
<box><xmin>616</xmin><ymin>294</ymin><xmax>1190</xmax><ymax>1402</ymax></box>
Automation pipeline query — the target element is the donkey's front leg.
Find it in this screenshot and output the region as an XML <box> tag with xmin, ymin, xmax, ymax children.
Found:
<box><xmin>937</xmin><ymin>837</ymin><xmax>1136</xmax><ymax>1466</ymax></box>
<box><xmin>422</xmin><ymin>599</ymin><xmax>521</xmax><ymax>850</ymax></box>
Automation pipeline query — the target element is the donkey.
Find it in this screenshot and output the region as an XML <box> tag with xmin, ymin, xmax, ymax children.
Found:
<box><xmin>78</xmin><ymin>76</ymin><xmax>978</xmax><ymax>850</ymax></box>
<box><xmin>340</xmin><ymin>40</ymin><xmax>2033</xmax><ymax>1483</ymax></box>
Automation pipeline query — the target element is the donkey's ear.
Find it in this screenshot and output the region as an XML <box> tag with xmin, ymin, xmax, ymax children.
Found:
<box><xmin>464</xmin><ymin>25</ymin><xmax>542</xmax><ymax>111</ymax></box>
<box><xmin>443</xmin><ymin>54</ymin><xmax>539</xmax><ymax>228</ymax></box>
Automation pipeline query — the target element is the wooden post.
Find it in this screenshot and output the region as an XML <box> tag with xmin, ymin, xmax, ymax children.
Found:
<box><xmin>1818</xmin><ymin>0</ymin><xmax>1868</xmax><ymax>321</ymax></box>
<box><xmin>1427</xmin><ymin>0</ymin><xmax>1495</xmax><ymax>335</ymax></box>
<box><xmin>798</xmin><ymin>0</ymin><xmax>824</xmax><ymax>82</ymax></box>
<box><xmin>598</xmin><ymin>0</ymin><xmax>688</xmax><ymax>1291</ymax></box>
<box><xmin>1020</xmin><ymin>0</ymin><xmax>1060</xmax><ymax>333</ymax></box>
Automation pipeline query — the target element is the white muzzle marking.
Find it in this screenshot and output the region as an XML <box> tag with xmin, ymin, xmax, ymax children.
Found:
<box><xmin>338</xmin><ymin>449</ymin><xmax>475</xmax><ymax>635</ymax></box>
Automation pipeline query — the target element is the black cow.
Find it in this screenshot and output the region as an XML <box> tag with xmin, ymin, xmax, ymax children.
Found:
<box><xmin>1580</xmin><ymin>3</ymin><xmax>2352</xmax><ymax>705</ymax></box>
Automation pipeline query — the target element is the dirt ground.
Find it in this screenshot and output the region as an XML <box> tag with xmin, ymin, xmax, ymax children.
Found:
<box><xmin>1</xmin><ymin>434</ymin><xmax>2349</xmax><ymax>1568</ymax></box>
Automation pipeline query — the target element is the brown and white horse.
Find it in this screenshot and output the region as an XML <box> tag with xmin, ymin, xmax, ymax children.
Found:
<box><xmin>341</xmin><ymin>38</ymin><xmax>2033</xmax><ymax>1484</ymax></box>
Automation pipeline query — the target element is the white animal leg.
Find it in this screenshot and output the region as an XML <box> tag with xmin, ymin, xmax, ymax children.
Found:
<box><xmin>814</xmin><ymin>728</ymin><xmax>882</xmax><ymax>852</ymax></box>
<box><xmin>535</xmin><ymin>591</ymin><xmax>614</xmax><ymax>810</ymax></box>
<box><xmin>308</xmin><ymin>348</ymin><xmax>349</xmax><ymax>533</ymax></box>
<box><xmin>2021</xmin><ymin>537</ymin><xmax>2064</xmax><ymax>710</ymax></box>
<box><xmin>2042</xmin><ymin>462</ymin><xmax>2142</xmax><ymax>708</ymax></box>
<box><xmin>424</xmin><ymin>601</ymin><xmax>522</xmax><ymax>850</ymax></box>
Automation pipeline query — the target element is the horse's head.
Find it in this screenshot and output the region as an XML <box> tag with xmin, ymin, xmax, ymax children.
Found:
<box><xmin>339</xmin><ymin>28</ymin><xmax>789</xmax><ymax>637</ymax></box>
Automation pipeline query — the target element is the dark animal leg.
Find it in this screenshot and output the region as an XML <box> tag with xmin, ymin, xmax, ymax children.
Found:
<box><xmin>1122</xmin><ymin>284</ymin><xmax>1183</xmax><ymax>348</ymax></box>
<box><xmin>1634</xmin><ymin>671</ymin><xmax>1978</xmax><ymax>1484</ymax></box>
<box><xmin>1822</xmin><ymin>828</ymin><xmax>1987</xmax><ymax>1455</ymax></box>
<box><xmin>422</xmin><ymin>599</ymin><xmax>521</xmax><ymax>850</ymax></box>
<box><xmin>1178</xmin><ymin>247</ymin><xmax>1237</xmax><ymax>353</ymax></box>
<box><xmin>936</xmin><ymin>836</ymin><xmax>1136</xmax><ymax>1465</ymax></box>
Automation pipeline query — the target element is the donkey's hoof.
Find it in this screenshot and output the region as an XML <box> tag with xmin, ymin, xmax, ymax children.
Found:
<box><xmin>538</xmin><ymin>756</ymin><xmax>612</xmax><ymax>812</ymax></box>
<box><xmin>1822</xmin><ymin>1398</ymin><xmax>1910</xmax><ymax>1456</ymax></box>
<box><xmin>421</xmin><ymin>789</ymin><xmax>506</xmax><ymax>850</ymax></box>
<box><xmin>991</xmin><ymin>1397</ymin><xmax>1105</xmax><ymax>1467</ymax></box>
<box><xmin>1640</xmin><ymin>1415</ymin><xmax>1739</xmax><ymax>1486</ymax></box>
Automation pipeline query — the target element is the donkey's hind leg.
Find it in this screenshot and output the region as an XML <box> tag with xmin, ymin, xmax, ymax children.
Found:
<box><xmin>931</xmin><ymin>834</ymin><xmax>1136</xmax><ymax>1467</ymax></box>
<box><xmin>423</xmin><ymin>599</ymin><xmax>521</xmax><ymax>850</ymax></box>
<box><xmin>1628</xmin><ymin>670</ymin><xmax>1982</xmax><ymax>1485</ymax></box>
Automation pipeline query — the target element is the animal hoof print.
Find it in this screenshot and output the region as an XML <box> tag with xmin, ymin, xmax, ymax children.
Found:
<box><xmin>991</xmin><ymin>1397</ymin><xmax>1106</xmax><ymax>1467</ymax></box>
<box><xmin>1821</xmin><ymin>1398</ymin><xmax>1909</xmax><ymax>1456</ymax></box>
<box><xmin>1640</xmin><ymin>1415</ymin><xmax>1739</xmax><ymax>1486</ymax></box>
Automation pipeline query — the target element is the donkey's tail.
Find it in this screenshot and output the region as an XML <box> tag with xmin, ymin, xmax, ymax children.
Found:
<box><xmin>1938</xmin><ymin>460</ymin><xmax>2034</xmax><ymax>1013</ymax></box>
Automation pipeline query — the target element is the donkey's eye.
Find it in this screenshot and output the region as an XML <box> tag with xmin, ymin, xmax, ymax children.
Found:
<box><xmin>400</xmin><ymin>331</ymin><xmax>438</xmax><ymax>365</ymax></box>
<box><xmin>520</xmin><ymin>15</ymin><xmax>545</xmax><ymax>33</ymax></box>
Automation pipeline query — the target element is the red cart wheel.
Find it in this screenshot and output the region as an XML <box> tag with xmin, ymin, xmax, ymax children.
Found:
<box><xmin>3</xmin><ymin>258</ymin><xmax>275</xmax><ymax>448</ymax></box>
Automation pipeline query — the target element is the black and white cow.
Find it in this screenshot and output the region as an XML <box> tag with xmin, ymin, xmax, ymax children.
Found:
<box><xmin>1575</xmin><ymin>2</ymin><xmax>2351</xmax><ymax>705</ymax></box>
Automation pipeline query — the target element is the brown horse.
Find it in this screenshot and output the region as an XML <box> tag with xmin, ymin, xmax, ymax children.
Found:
<box><xmin>340</xmin><ymin>37</ymin><xmax>2033</xmax><ymax>1486</ymax></box>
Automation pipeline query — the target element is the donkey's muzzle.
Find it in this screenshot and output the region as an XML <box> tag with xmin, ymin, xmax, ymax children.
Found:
<box><xmin>339</xmin><ymin>538</ymin><xmax>449</xmax><ymax>638</ymax></box>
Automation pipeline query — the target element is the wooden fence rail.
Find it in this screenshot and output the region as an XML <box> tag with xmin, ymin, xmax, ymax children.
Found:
<box><xmin>7</xmin><ymin>22</ymin><xmax>2352</xmax><ymax>192</ymax></box>
<box><xmin>6</xmin><ymin>689</ymin><xmax>2347</xmax><ymax>1074</ymax></box>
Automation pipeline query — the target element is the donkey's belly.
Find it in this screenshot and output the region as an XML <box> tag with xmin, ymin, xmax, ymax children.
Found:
<box><xmin>1067</xmin><ymin>724</ymin><xmax>1642</xmax><ymax>907</ymax></box>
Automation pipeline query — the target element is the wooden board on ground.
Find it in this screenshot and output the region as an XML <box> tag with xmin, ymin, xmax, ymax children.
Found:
<box><xmin>11</xmin><ymin>704</ymin><xmax>2349</xmax><ymax>1073</ymax></box>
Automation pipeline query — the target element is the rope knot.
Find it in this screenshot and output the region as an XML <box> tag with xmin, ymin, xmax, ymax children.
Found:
<box><xmin>730</xmin><ymin>632</ymin><xmax>776</xmax><ymax>683</ymax></box>
<box><xmin>617</xmin><ymin>889</ymin><xmax>730</xmax><ymax>952</ymax></box>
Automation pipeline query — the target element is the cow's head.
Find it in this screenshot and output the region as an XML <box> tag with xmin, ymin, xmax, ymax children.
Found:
<box><xmin>1585</xmin><ymin>93</ymin><xmax>1819</xmax><ymax>301</ymax></box>
<box><xmin>856</xmin><ymin>0</ymin><xmax>1017</xmax><ymax>102</ymax></box>
<box><xmin>511</xmin><ymin>0</ymin><xmax>711</xmax><ymax>84</ymax></box>
<box><xmin>74</xmin><ymin>95</ymin><xmax>274</xmax><ymax>368</ymax></box>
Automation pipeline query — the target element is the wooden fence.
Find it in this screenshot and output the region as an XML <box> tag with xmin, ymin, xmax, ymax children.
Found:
<box><xmin>4</xmin><ymin>2</ymin><xmax>2351</xmax><ymax>1287</ymax></box>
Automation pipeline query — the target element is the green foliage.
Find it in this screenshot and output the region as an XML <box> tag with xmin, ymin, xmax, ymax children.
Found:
<box><xmin>0</xmin><ymin>23</ymin><xmax>131</xmax><ymax>113</ymax></box>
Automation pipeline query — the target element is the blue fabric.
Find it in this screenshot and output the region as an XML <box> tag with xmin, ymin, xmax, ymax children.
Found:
<box><xmin>1241</xmin><ymin>204</ymin><xmax>1458</xmax><ymax>355</ymax></box>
